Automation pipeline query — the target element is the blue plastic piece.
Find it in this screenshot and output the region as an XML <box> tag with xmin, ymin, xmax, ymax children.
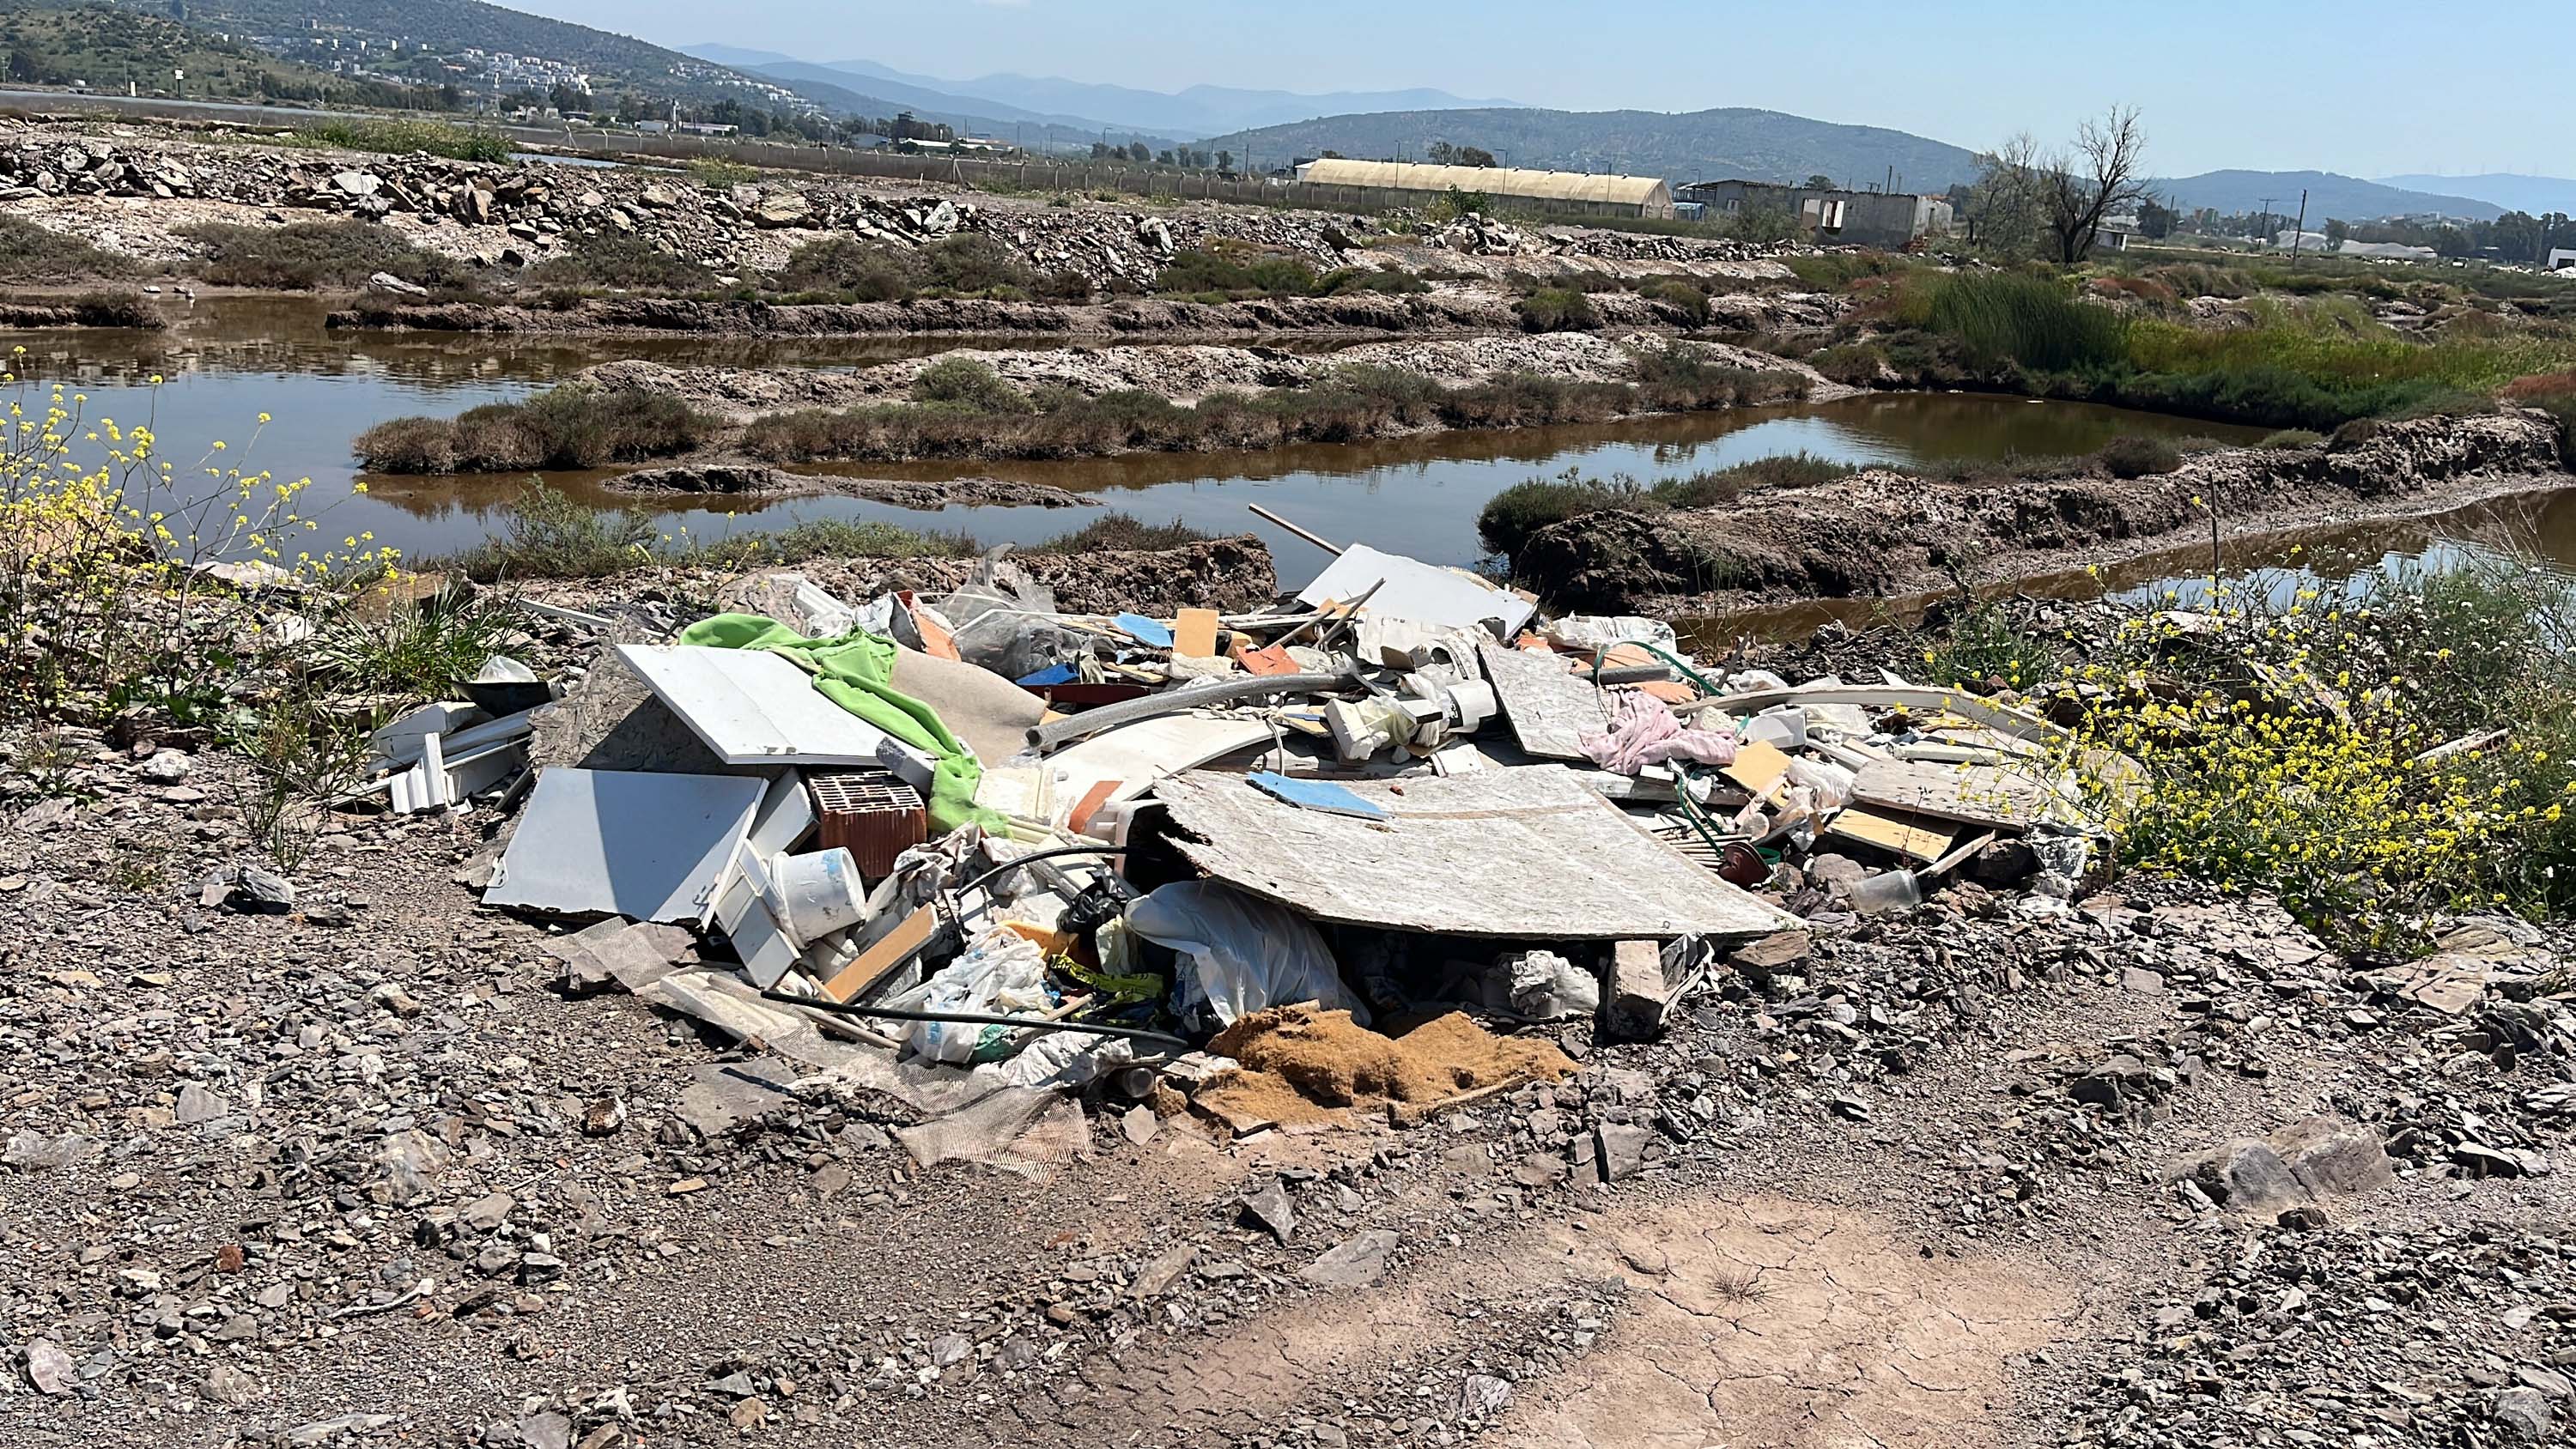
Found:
<box><xmin>1115</xmin><ymin>613</ymin><xmax>1175</xmax><ymax>649</ymax></box>
<box><xmin>1016</xmin><ymin>664</ymin><xmax>1080</xmax><ymax>687</ymax></box>
<box><xmin>1247</xmin><ymin>772</ymin><xmax>1389</xmax><ymax>822</ymax></box>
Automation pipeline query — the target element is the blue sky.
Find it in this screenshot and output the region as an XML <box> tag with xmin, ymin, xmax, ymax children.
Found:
<box><xmin>519</xmin><ymin>0</ymin><xmax>2569</xmax><ymax>178</ymax></box>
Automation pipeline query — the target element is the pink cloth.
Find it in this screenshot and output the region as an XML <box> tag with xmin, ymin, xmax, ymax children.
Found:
<box><xmin>1578</xmin><ymin>690</ymin><xmax>1738</xmax><ymax>775</ymax></box>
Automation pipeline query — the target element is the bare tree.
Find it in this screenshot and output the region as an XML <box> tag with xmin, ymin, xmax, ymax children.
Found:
<box><xmin>1963</xmin><ymin>130</ymin><xmax>2045</xmax><ymax>256</ymax></box>
<box><xmin>2036</xmin><ymin>106</ymin><xmax>2149</xmax><ymax>263</ymax></box>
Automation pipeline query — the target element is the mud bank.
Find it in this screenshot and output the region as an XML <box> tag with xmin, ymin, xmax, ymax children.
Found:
<box><xmin>325</xmin><ymin>286</ymin><xmax>1843</xmax><ymax>341</ymax></box>
<box><xmin>1514</xmin><ymin>411</ymin><xmax>2573</xmax><ymax>616</ymax></box>
<box><xmin>603</xmin><ymin>464</ymin><xmax>1093</xmax><ymax>509</ymax></box>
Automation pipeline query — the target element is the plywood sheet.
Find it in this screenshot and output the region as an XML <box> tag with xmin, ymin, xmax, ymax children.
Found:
<box><xmin>1152</xmin><ymin>765</ymin><xmax>1795</xmax><ymax>938</ymax></box>
<box><xmin>1853</xmin><ymin>757</ymin><xmax>2061</xmax><ymax>829</ymax></box>
<box><xmin>1298</xmin><ymin>544</ymin><xmax>1536</xmax><ymax>637</ymax></box>
<box><xmin>485</xmin><ymin>767</ymin><xmax>765</xmax><ymax>925</ymax></box>
<box><xmin>1477</xmin><ymin>641</ymin><xmax>1606</xmax><ymax>762</ymax></box>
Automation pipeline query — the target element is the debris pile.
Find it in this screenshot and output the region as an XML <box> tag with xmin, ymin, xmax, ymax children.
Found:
<box><xmin>425</xmin><ymin>510</ymin><xmax>2117</xmax><ymax>1171</ymax></box>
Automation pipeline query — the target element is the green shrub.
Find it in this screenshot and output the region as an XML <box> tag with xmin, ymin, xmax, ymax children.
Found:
<box><xmin>525</xmin><ymin>235</ymin><xmax>710</xmax><ymax>294</ymax></box>
<box><xmin>1477</xmin><ymin>471</ymin><xmax>1655</xmax><ymax>557</ymax></box>
<box><xmin>58</xmin><ymin>290</ymin><xmax>164</xmax><ymax>328</ymax></box>
<box><xmin>1809</xmin><ymin>342</ymin><xmax>1890</xmax><ymax>386</ymax></box>
<box><xmin>1639</xmin><ymin>277</ymin><xmax>1710</xmax><ymax>325</ymax></box>
<box><xmin>686</xmin><ymin>518</ymin><xmax>977</xmax><ymax>567</ymax></box>
<box><xmin>0</xmin><ymin>216</ymin><xmax>141</xmax><ymax>283</ymax></box>
<box><xmin>2098</xmin><ymin>435</ymin><xmax>2184</xmax><ymax>478</ymax></box>
<box><xmin>355</xmin><ymin>386</ymin><xmax>712</xmax><ymax>473</ymax></box>
<box><xmin>184</xmin><ymin>221</ymin><xmax>474</xmax><ymax>292</ymax></box>
<box><xmin>1029</xmin><ymin>512</ymin><xmax>1217</xmax><ymax>552</ymax></box>
<box><xmin>307</xmin><ymin>583</ymin><xmax>515</xmax><ymax>701</ymax></box>
<box><xmin>1515</xmin><ymin>287</ymin><xmax>1596</xmax><ymax>332</ymax></box>
<box><xmin>775</xmin><ymin>239</ymin><xmax>921</xmax><ymax>300</ymax></box>
<box><xmin>432</xmin><ymin>481</ymin><xmax>658</xmax><ymax>580</ymax></box>
<box><xmin>1152</xmin><ymin>246</ymin><xmax>1325</xmax><ymax>298</ymax></box>
<box><xmin>909</xmin><ymin>356</ymin><xmax>1033</xmax><ymax>412</ymax></box>
<box><xmin>1653</xmin><ymin>452</ymin><xmax>1859</xmax><ymax>506</ymax></box>
<box><xmin>916</xmin><ymin>233</ymin><xmax>1033</xmax><ymax>294</ymax></box>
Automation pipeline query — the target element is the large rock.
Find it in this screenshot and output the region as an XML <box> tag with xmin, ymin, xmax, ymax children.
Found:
<box><xmin>2178</xmin><ymin>1114</ymin><xmax>2393</xmax><ymax>1216</ymax></box>
<box><xmin>754</xmin><ymin>191</ymin><xmax>814</xmax><ymax>228</ymax></box>
<box><xmin>1601</xmin><ymin>939</ymin><xmax>1672</xmax><ymax>1043</ymax></box>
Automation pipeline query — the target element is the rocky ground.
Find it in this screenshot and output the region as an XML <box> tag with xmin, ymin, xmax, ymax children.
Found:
<box><xmin>4</xmin><ymin>562</ymin><xmax>2573</xmax><ymax>1449</ymax></box>
<box><xmin>2</xmin><ymin>121</ymin><xmax>1812</xmax><ymax>322</ymax></box>
<box><xmin>1517</xmin><ymin>410</ymin><xmax>2576</xmax><ymax>617</ymax></box>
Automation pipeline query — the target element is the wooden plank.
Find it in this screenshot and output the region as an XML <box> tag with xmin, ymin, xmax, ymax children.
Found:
<box><xmin>820</xmin><ymin>904</ymin><xmax>941</xmax><ymax>1003</ymax></box>
<box><xmin>1153</xmin><ymin>766</ymin><xmax>1797</xmax><ymax>938</ymax></box>
<box><xmin>1826</xmin><ymin>805</ymin><xmax>1955</xmax><ymax>864</ymax></box>
<box><xmin>1722</xmin><ymin>739</ymin><xmax>1791</xmax><ymax>797</ymax></box>
<box><xmin>1476</xmin><ymin>640</ymin><xmax>1606</xmax><ymax>762</ymax></box>
<box><xmin>1852</xmin><ymin>757</ymin><xmax>2061</xmax><ymax>829</ymax></box>
<box><xmin>1173</xmin><ymin>608</ymin><xmax>1221</xmax><ymax>658</ymax></box>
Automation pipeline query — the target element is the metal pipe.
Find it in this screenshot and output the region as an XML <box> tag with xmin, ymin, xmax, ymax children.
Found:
<box><xmin>1027</xmin><ymin>671</ymin><xmax>1358</xmax><ymax>752</ymax></box>
<box><xmin>1248</xmin><ymin>504</ymin><xmax>1343</xmax><ymax>556</ymax></box>
<box><xmin>762</xmin><ymin>991</ymin><xmax>1194</xmax><ymax>1052</ymax></box>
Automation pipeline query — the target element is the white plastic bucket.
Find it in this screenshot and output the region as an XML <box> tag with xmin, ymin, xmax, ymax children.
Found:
<box><xmin>774</xmin><ymin>848</ymin><xmax>868</xmax><ymax>943</ymax></box>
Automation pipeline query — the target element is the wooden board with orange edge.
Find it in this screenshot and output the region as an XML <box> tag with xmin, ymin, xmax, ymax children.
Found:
<box><xmin>1173</xmin><ymin>607</ymin><xmax>1221</xmax><ymax>658</ymax></box>
<box><xmin>1826</xmin><ymin>805</ymin><xmax>1956</xmax><ymax>864</ymax></box>
<box><xmin>820</xmin><ymin>904</ymin><xmax>941</xmax><ymax>1003</ymax></box>
<box><xmin>1721</xmin><ymin>739</ymin><xmax>1794</xmax><ymax>797</ymax></box>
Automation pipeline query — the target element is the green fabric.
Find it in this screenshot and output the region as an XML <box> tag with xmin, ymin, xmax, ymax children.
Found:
<box><xmin>674</xmin><ymin>613</ymin><xmax>998</xmax><ymax>834</ymax></box>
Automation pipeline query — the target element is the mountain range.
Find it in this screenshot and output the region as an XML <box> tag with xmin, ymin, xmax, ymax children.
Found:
<box><xmin>2374</xmin><ymin>173</ymin><xmax>2576</xmax><ymax>218</ymax></box>
<box><xmin>2153</xmin><ymin>170</ymin><xmax>2506</xmax><ymax>225</ymax></box>
<box><xmin>1197</xmin><ymin>106</ymin><xmax>1986</xmax><ymax>191</ymax></box>
<box><xmin>683</xmin><ymin>44</ymin><xmax>1522</xmax><ymax>140</ymax></box>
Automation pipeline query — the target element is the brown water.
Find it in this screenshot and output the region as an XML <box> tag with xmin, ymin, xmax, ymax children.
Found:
<box><xmin>5</xmin><ymin>295</ymin><xmax>2281</xmax><ymax>587</ymax></box>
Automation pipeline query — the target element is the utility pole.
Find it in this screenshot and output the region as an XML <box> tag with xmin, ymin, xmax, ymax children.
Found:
<box><xmin>2289</xmin><ymin>188</ymin><xmax>2309</xmax><ymax>268</ymax></box>
<box><xmin>2257</xmin><ymin>197</ymin><xmax>2276</xmax><ymax>249</ymax></box>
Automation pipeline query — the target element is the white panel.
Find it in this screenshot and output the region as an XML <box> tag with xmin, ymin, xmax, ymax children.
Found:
<box><xmin>485</xmin><ymin>767</ymin><xmax>765</xmax><ymax>925</ymax></box>
<box><xmin>1296</xmin><ymin>545</ymin><xmax>1535</xmax><ymax>638</ymax></box>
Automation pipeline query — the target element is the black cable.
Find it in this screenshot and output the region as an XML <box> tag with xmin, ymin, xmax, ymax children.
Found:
<box><xmin>951</xmin><ymin>845</ymin><xmax>1128</xmax><ymax>900</ymax></box>
<box><xmin>761</xmin><ymin>990</ymin><xmax>1194</xmax><ymax>1052</ymax></box>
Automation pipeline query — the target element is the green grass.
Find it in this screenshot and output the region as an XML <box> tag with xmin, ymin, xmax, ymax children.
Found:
<box><xmin>307</xmin><ymin>583</ymin><xmax>517</xmax><ymax>701</ymax></box>
<box><xmin>525</xmin><ymin>235</ymin><xmax>714</xmax><ymax>294</ymax></box>
<box><xmin>297</xmin><ymin>118</ymin><xmax>513</xmax><ymax>164</ymax></box>
<box><xmin>1514</xmin><ymin>288</ymin><xmax>1597</xmax><ymax>332</ymax></box>
<box><xmin>0</xmin><ymin>216</ymin><xmax>141</xmax><ymax>284</ymax></box>
<box><xmin>685</xmin><ymin>518</ymin><xmax>979</xmax><ymax>569</ymax></box>
<box><xmin>433</xmin><ymin>481</ymin><xmax>659</xmax><ymax>581</ymax></box>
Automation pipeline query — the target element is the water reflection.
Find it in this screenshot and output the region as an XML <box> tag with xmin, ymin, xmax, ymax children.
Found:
<box><xmin>6</xmin><ymin>297</ymin><xmax>2273</xmax><ymax>576</ymax></box>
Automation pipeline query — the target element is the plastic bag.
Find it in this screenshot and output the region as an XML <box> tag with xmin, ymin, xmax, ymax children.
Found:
<box><xmin>1502</xmin><ymin>950</ymin><xmax>1601</xmax><ymax>1021</ymax></box>
<box><xmin>1125</xmin><ymin>882</ymin><xmax>1364</xmax><ymax>1027</ymax></box>
<box><xmin>902</xmin><ymin>928</ymin><xmax>1049</xmax><ymax>1064</ymax></box>
<box><xmin>1543</xmin><ymin>615</ymin><xmax>1679</xmax><ymax>655</ymax></box>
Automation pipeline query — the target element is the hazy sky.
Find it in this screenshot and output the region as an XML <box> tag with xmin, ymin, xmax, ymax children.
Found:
<box><xmin>516</xmin><ymin>0</ymin><xmax>2567</xmax><ymax>178</ymax></box>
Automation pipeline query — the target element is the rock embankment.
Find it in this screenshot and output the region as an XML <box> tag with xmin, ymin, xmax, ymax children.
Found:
<box><xmin>2</xmin><ymin>122</ymin><xmax>1819</xmax><ymax>302</ymax></box>
<box><xmin>1514</xmin><ymin>410</ymin><xmax>2574</xmax><ymax>615</ymax></box>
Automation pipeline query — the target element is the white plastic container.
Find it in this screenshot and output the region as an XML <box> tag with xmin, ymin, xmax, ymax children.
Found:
<box><xmin>774</xmin><ymin>847</ymin><xmax>869</xmax><ymax>943</ymax></box>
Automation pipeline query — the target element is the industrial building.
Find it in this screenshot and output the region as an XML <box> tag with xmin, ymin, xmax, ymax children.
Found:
<box><xmin>1291</xmin><ymin>158</ymin><xmax>1675</xmax><ymax>219</ymax></box>
<box><xmin>1675</xmin><ymin>179</ymin><xmax>1953</xmax><ymax>248</ymax></box>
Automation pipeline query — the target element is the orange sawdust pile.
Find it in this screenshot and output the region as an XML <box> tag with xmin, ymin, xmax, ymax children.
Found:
<box><xmin>1199</xmin><ymin>1004</ymin><xmax>1576</xmax><ymax>1124</ymax></box>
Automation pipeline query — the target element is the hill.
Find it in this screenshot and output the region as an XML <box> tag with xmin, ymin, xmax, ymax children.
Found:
<box><xmin>103</xmin><ymin>0</ymin><xmax>798</xmax><ymax>111</ymax></box>
<box><xmin>1198</xmin><ymin>106</ymin><xmax>1980</xmax><ymax>189</ymax></box>
<box><xmin>2158</xmin><ymin>169</ymin><xmax>2504</xmax><ymax>223</ymax></box>
<box><xmin>2375</xmin><ymin>173</ymin><xmax>2576</xmax><ymax>218</ymax></box>
<box><xmin>1</xmin><ymin>0</ymin><xmax>428</xmax><ymax>106</ymax></box>
<box><xmin>686</xmin><ymin>45</ymin><xmax>1522</xmax><ymax>139</ymax></box>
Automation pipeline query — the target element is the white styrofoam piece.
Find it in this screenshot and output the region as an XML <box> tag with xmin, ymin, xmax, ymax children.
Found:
<box><xmin>976</xmin><ymin>713</ymin><xmax>1275</xmax><ymax>828</ymax></box>
<box><xmin>617</xmin><ymin>644</ymin><xmax>938</xmax><ymax>788</ymax></box>
<box><xmin>485</xmin><ymin>767</ymin><xmax>765</xmax><ymax>925</ymax></box>
<box><xmin>1296</xmin><ymin>544</ymin><xmax>1534</xmax><ymax>638</ymax></box>
<box><xmin>369</xmin><ymin>701</ymin><xmax>483</xmax><ymax>770</ymax></box>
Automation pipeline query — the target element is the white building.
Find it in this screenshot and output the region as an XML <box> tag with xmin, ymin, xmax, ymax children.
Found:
<box><xmin>2549</xmin><ymin>248</ymin><xmax>2576</xmax><ymax>272</ymax></box>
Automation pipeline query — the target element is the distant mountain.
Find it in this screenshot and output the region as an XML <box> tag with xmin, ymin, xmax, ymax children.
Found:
<box><xmin>1200</xmin><ymin>106</ymin><xmax>1981</xmax><ymax>189</ymax></box>
<box><xmin>2158</xmin><ymin>170</ymin><xmax>2504</xmax><ymax>223</ymax></box>
<box><xmin>684</xmin><ymin>44</ymin><xmax>1522</xmax><ymax>139</ymax></box>
<box><xmin>2375</xmin><ymin>173</ymin><xmax>2576</xmax><ymax>218</ymax></box>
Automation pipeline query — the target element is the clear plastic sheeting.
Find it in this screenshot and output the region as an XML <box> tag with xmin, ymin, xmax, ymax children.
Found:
<box><xmin>1126</xmin><ymin>881</ymin><xmax>1366</xmax><ymax>1028</ymax></box>
<box><xmin>894</xmin><ymin>927</ymin><xmax>1050</xmax><ymax>1064</ymax></box>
